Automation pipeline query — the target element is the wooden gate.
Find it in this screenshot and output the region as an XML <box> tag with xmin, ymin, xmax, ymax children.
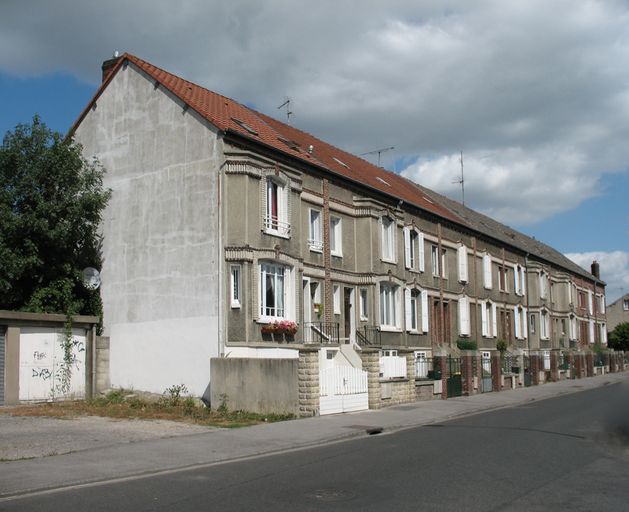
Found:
<box><xmin>319</xmin><ymin>365</ymin><xmax>368</xmax><ymax>415</ymax></box>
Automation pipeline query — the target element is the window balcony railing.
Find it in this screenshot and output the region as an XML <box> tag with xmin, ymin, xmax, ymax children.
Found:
<box><xmin>264</xmin><ymin>215</ymin><xmax>291</xmax><ymax>237</ymax></box>
<box><xmin>304</xmin><ymin>322</ymin><xmax>339</xmax><ymax>344</ymax></box>
<box><xmin>307</xmin><ymin>238</ymin><xmax>323</xmax><ymax>251</ymax></box>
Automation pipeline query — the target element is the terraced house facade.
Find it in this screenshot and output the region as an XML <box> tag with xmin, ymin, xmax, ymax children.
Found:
<box><xmin>72</xmin><ymin>54</ymin><xmax>609</xmax><ymax>409</ymax></box>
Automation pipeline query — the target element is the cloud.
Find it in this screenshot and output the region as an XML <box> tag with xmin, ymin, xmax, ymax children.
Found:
<box><xmin>566</xmin><ymin>251</ymin><xmax>629</xmax><ymax>302</ymax></box>
<box><xmin>2</xmin><ymin>0</ymin><xmax>629</xmax><ymax>226</ymax></box>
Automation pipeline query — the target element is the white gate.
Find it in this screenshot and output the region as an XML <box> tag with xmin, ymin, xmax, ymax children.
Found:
<box><xmin>319</xmin><ymin>365</ymin><xmax>368</xmax><ymax>415</ymax></box>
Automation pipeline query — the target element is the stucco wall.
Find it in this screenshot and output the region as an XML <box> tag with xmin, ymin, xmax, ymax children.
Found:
<box><xmin>209</xmin><ymin>358</ymin><xmax>299</xmax><ymax>415</ymax></box>
<box><xmin>74</xmin><ymin>63</ymin><xmax>222</xmax><ymax>395</ymax></box>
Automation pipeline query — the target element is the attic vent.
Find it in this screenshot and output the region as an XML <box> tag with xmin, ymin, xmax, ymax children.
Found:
<box><xmin>231</xmin><ymin>117</ymin><xmax>258</xmax><ymax>136</ymax></box>
<box><xmin>375</xmin><ymin>176</ymin><xmax>390</xmax><ymax>186</ymax></box>
<box><xmin>277</xmin><ymin>136</ymin><xmax>300</xmax><ymax>151</ymax></box>
<box><xmin>332</xmin><ymin>157</ymin><xmax>349</xmax><ymax>169</ymax></box>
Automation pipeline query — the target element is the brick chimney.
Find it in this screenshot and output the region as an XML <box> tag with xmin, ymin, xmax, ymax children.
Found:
<box><xmin>591</xmin><ymin>260</ymin><xmax>600</xmax><ymax>279</ymax></box>
<box><xmin>102</xmin><ymin>53</ymin><xmax>123</xmax><ymax>83</ymax></box>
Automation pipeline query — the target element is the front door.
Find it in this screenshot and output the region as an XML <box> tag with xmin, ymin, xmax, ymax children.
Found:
<box><xmin>343</xmin><ymin>288</ymin><xmax>354</xmax><ymax>343</ymax></box>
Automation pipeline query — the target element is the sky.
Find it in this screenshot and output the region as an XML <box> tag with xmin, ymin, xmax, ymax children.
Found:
<box><xmin>1</xmin><ymin>0</ymin><xmax>628</xmax><ymax>301</ymax></box>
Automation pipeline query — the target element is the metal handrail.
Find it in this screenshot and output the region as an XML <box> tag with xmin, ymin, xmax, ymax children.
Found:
<box><xmin>304</xmin><ymin>322</ymin><xmax>339</xmax><ymax>344</ymax></box>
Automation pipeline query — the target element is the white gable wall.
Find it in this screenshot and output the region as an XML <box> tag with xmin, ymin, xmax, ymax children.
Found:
<box><xmin>74</xmin><ymin>63</ymin><xmax>222</xmax><ymax>395</ymax></box>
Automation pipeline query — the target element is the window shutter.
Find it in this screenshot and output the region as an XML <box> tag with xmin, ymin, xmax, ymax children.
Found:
<box><xmin>481</xmin><ymin>301</ymin><xmax>488</xmax><ymax>337</ymax></box>
<box><xmin>514</xmin><ymin>266</ymin><xmax>520</xmax><ymax>295</ymax></box>
<box><xmin>458</xmin><ymin>245</ymin><xmax>468</xmax><ymax>283</ymax></box>
<box><xmin>418</xmin><ymin>232</ymin><xmax>425</xmax><ymax>272</ymax></box>
<box><xmin>521</xmin><ymin>270</ymin><xmax>526</xmax><ymax>296</ymax></box>
<box><xmin>459</xmin><ymin>296</ymin><xmax>470</xmax><ymax>336</ymax></box>
<box><xmin>421</xmin><ymin>290</ymin><xmax>429</xmax><ymax>332</ymax></box>
<box><xmin>513</xmin><ymin>306</ymin><xmax>520</xmax><ymax>339</ymax></box>
<box><xmin>522</xmin><ymin>307</ymin><xmax>528</xmax><ymax>338</ymax></box>
<box><xmin>483</xmin><ymin>254</ymin><xmax>492</xmax><ymax>289</ymax></box>
<box><xmin>403</xmin><ymin>227</ymin><xmax>411</xmax><ymax>269</ymax></box>
<box><xmin>588</xmin><ymin>319</ymin><xmax>594</xmax><ymax>343</ymax></box>
<box><xmin>587</xmin><ymin>291</ymin><xmax>593</xmax><ymax>315</ymax></box>
<box><xmin>491</xmin><ymin>302</ymin><xmax>497</xmax><ymax>338</ymax></box>
<box><xmin>405</xmin><ymin>288</ymin><xmax>412</xmax><ymax>331</ymax></box>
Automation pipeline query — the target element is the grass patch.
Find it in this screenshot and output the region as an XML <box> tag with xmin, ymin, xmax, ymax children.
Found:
<box><xmin>2</xmin><ymin>389</ymin><xmax>295</xmax><ymax>428</ymax></box>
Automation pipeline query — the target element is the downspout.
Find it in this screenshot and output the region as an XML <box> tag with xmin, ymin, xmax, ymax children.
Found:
<box><xmin>217</xmin><ymin>138</ymin><xmax>225</xmax><ymax>358</ymax></box>
<box><xmin>91</xmin><ymin>323</ymin><xmax>97</xmax><ymax>398</ymax></box>
<box><xmin>525</xmin><ymin>253</ymin><xmax>531</xmax><ymax>355</ymax></box>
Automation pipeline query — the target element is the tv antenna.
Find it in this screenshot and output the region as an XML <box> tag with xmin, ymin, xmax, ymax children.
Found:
<box><xmin>277</xmin><ymin>98</ymin><xmax>293</xmax><ymax>125</ymax></box>
<box><xmin>360</xmin><ymin>146</ymin><xmax>394</xmax><ymax>167</ymax></box>
<box><xmin>451</xmin><ymin>150</ymin><xmax>465</xmax><ymax>206</ymax></box>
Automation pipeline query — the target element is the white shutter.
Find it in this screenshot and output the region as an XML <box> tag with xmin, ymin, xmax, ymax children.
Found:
<box><xmin>403</xmin><ymin>227</ymin><xmax>411</xmax><ymax>269</ymax></box>
<box><xmin>588</xmin><ymin>319</ymin><xmax>594</xmax><ymax>343</ymax></box>
<box><xmin>458</xmin><ymin>245</ymin><xmax>468</xmax><ymax>283</ymax></box>
<box><xmin>602</xmin><ymin>324</ymin><xmax>607</xmax><ymax>344</ymax></box>
<box><xmin>404</xmin><ymin>287</ymin><xmax>412</xmax><ymax>331</ymax></box>
<box><xmin>602</xmin><ymin>295</ymin><xmax>605</xmax><ymax>311</ymax></box>
<box><xmin>521</xmin><ymin>269</ymin><xmax>526</xmax><ymax>297</ymax></box>
<box><xmin>522</xmin><ymin>307</ymin><xmax>528</xmax><ymax>338</ymax></box>
<box><xmin>588</xmin><ymin>291</ymin><xmax>593</xmax><ymax>315</ymax></box>
<box><xmin>483</xmin><ymin>254</ymin><xmax>492</xmax><ymax>289</ymax></box>
<box><xmin>418</xmin><ymin>232</ymin><xmax>425</xmax><ymax>272</ymax></box>
<box><xmin>514</xmin><ymin>266</ymin><xmax>520</xmax><ymax>295</ymax></box>
<box><xmin>459</xmin><ymin>296</ymin><xmax>470</xmax><ymax>336</ymax></box>
<box><xmin>491</xmin><ymin>302</ymin><xmax>498</xmax><ymax>338</ymax></box>
<box><xmin>421</xmin><ymin>290</ymin><xmax>429</xmax><ymax>332</ymax></box>
<box><xmin>481</xmin><ymin>301</ymin><xmax>488</xmax><ymax>337</ymax></box>
<box><xmin>514</xmin><ymin>306</ymin><xmax>520</xmax><ymax>339</ymax></box>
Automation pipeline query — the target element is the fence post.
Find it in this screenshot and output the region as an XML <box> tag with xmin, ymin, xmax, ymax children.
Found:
<box><xmin>575</xmin><ymin>352</ymin><xmax>584</xmax><ymax>378</ymax></box>
<box><xmin>550</xmin><ymin>351</ymin><xmax>559</xmax><ymax>382</ymax></box>
<box><xmin>461</xmin><ymin>350</ymin><xmax>475</xmax><ymax>396</ymax></box>
<box><xmin>360</xmin><ymin>348</ymin><xmax>381</xmax><ymax>409</ymax></box>
<box><xmin>585</xmin><ymin>352</ymin><xmax>594</xmax><ymax>377</ymax></box>
<box><xmin>530</xmin><ymin>351</ymin><xmax>541</xmax><ymax>385</ymax></box>
<box><xmin>491</xmin><ymin>352</ymin><xmax>502</xmax><ymax>392</ymax></box>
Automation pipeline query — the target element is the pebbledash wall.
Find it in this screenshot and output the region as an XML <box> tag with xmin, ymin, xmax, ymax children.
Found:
<box><xmin>0</xmin><ymin>310</ymin><xmax>100</xmax><ymax>405</ymax></box>
<box><xmin>73</xmin><ymin>64</ymin><xmax>222</xmax><ymax>396</ymax></box>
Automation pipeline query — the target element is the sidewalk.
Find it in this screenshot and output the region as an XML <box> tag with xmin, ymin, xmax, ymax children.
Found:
<box><xmin>1</xmin><ymin>372</ymin><xmax>627</xmax><ymax>499</ymax></box>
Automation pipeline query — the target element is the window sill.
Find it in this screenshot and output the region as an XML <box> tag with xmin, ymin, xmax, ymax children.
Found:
<box><xmin>381</xmin><ymin>258</ymin><xmax>397</xmax><ymax>265</ymax></box>
<box><xmin>379</xmin><ymin>326</ymin><xmax>402</xmax><ymax>333</ymax></box>
<box><xmin>331</xmin><ymin>252</ymin><xmax>343</xmax><ymax>258</ymax></box>
<box><xmin>231</xmin><ymin>302</ymin><xmax>241</xmax><ymax>309</ymax></box>
<box><xmin>309</xmin><ymin>246</ymin><xmax>323</xmax><ymax>253</ymax></box>
<box><xmin>264</xmin><ymin>228</ymin><xmax>291</xmax><ymax>240</ymax></box>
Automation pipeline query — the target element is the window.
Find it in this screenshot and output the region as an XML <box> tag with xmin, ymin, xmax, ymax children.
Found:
<box><xmin>513</xmin><ymin>306</ymin><xmax>527</xmax><ymax>339</ymax></box>
<box><xmin>539</xmin><ymin>272</ymin><xmax>548</xmax><ymax>299</ymax></box>
<box><xmin>560</xmin><ymin>319</ymin><xmax>566</xmax><ymax>336</ymax></box>
<box><xmin>333</xmin><ymin>284</ymin><xmax>341</xmax><ymax>314</ymax></box>
<box><xmin>259</xmin><ymin>262</ymin><xmax>292</xmax><ymax>320</ymax></box>
<box><xmin>600</xmin><ymin>323</ymin><xmax>607</xmax><ymax>344</ymax></box>
<box><xmin>569</xmin><ymin>315</ymin><xmax>577</xmax><ymax>341</ymax></box>
<box><xmin>308</xmin><ymin>209</ymin><xmax>322</xmax><ymax>251</ymax></box>
<box><xmin>457</xmin><ymin>245</ymin><xmax>468</xmax><ymax>283</ymax></box>
<box><xmin>330</xmin><ymin>216</ymin><xmax>342</xmax><ymax>257</ymax></box>
<box><xmin>514</xmin><ymin>265</ymin><xmax>525</xmax><ymax>296</ymax></box>
<box><xmin>380</xmin><ymin>282</ymin><xmax>400</xmax><ymax>329</ymax></box>
<box><xmin>578</xmin><ymin>291</ymin><xmax>586</xmax><ymax>309</ymax></box>
<box><xmin>431</xmin><ymin>246</ymin><xmax>447</xmax><ymax>278</ymax></box>
<box><xmin>405</xmin><ymin>288</ymin><xmax>428</xmax><ymax>333</ymax></box>
<box><xmin>408</xmin><ymin>290</ymin><xmax>418</xmax><ymax>331</ymax></box>
<box><xmin>415</xmin><ymin>351</ymin><xmax>429</xmax><ymax>379</ymax></box>
<box><xmin>403</xmin><ymin>227</ymin><xmax>425</xmax><ymax>272</ymax></box>
<box><xmin>587</xmin><ymin>290</ymin><xmax>593</xmax><ymax>315</ymax></box>
<box><xmin>265</xmin><ymin>178</ymin><xmax>289</xmax><ymax>237</ymax></box>
<box><xmin>530</xmin><ymin>313</ymin><xmax>536</xmax><ymax>334</ymax></box>
<box><xmin>230</xmin><ymin>265</ymin><xmax>241</xmax><ymax>308</ymax></box>
<box><xmin>359</xmin><ymin>288</ymin><xmax>368</xmax><ymax>320</ymax></box>
<box><xmin>540</xmin><ymin>310</ymin><xmax>549</xmax><ymax>339</ymax></box>
<box><xmin>499</xmin><ymin>266</ymin><xmax>508</xmax><ymax>292</ymax></box>
<box><xmin>588</xmin><ymin>319</ymin><xmax>595</xmax><ymax>343</ymax></box>
<box><xmin>458</xmin><ymin>296</ymin><xmax>470</xmax><ymax>336</ymax></box>
<box><xmin>381</xmin><ymin>216</ymin><xmax>396</xmax><ymax>262</ymax></box>
<box><xmin>624</xmin><ymin>298</ymin><xmax>629</xmax><ymax>311</ymax></box>
<box><xmin>597</xmin><ymin>295</ymin><xmax>605</xmax><ymax>313</ymax></box>
<box><xmin>481</xmin><ymin>300</ymin><xmax>497</xmax><ymax>338</ymax></box>
<box><xmin>483</xmin><ymin>254</ymin><xmax>493</xmax><ymax>289</ymax></box>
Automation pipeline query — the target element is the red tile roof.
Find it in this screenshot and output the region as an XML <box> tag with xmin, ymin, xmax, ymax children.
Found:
<box><xmin>72</xmin><ymin>53</ymin><xmax>463</xmax><ymax>224</ymax></box>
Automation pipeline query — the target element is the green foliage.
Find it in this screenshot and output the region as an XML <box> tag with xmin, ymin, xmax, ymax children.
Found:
<box><xmin>0</xmin><ymin>116</ymin><xmax>111</xmax><ymax>323</ymax></box>
<box><xmin>496</xmin><ymin>339</ymin><xmax>508</xmax><ymax>353</ymax></box>
<box><xmin>159</xmin><ymin>384</ymin><xmax>189</xmax><ymax>407</ymax></box>
<box><xmin>609</xmin><ymin>322</ymin><xmax>629</xmax><ymax>351</ymax></box>
<box><xmin>217</xmin><ymin>393</ymin><xmax>229</xmax><ymax>415</ymax></box>
<box><xmin>456</xmin><ymin>339</ymin><xmax>478</xmax><ymax>351</ymax></box>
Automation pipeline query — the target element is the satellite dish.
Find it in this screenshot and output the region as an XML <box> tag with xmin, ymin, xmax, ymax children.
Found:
<box><xmin>82</xmin><ymin>267</ymin><xmax>101</xmax><ymax>290</ymax></box>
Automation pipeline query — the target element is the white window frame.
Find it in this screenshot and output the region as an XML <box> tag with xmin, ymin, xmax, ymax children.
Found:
<box><xmin>333</xmin><ymin>284</ymin><xmax>341</xmax><ymax>315</ymax></box>
<box><xmin>481</xmin><ymin>300</ymin><xmax>497</xmax><ymax>338</ymax></box>
<box><xmin>230</xmin><ymin>264</ymin><xmax>241</xmax><ymax>308</ymax></box>
<box><xmin>330</xmin><ymin>215</ymin><xmax>342</xmax><ymax>257</ymax></box>
<box><xmin>624</xmin><ymin>299</ymin><xmax>629</xmax><ymax>311</ymax></box>
<box><xmin>259</xmin><ymin>262</ymin><xmax>293</xmax><ymax>322</ymax></box>
<box><xmin>539</xmin><ymin>271</ymin><xmax>548</xmax><ymax>300</ymax></box>
<box><xmin>540</xmin><ymin>309</ymin><xmax>550</xmax><ymax>340</ymax></box>
<box><xmin>431</xmin><ymin>245</ymin><xmax>440</xmax><ymax>277</ymax></box>
<box><xmin>403</xmin><ymin>226</ymin><xmax>425</xmax><ymax>272</ymax></box>
<box><xmin>530</xmin><ymin>313</ymin><xmax>536</xmax><ymax>335</ymax></box>
<box><xmin>569</xmin><ymin>314</ymin><xmax>577</xmax><ymax>341</ymax></box>
<box><xmin>499</xmin><ymin>266</ymin><xmax>508</xmax><ymax>292</ymax></box>
<box><xmin>264</xmin><ymin>178</ymin><xmax>290</xmax><ymax>238</ymax></box>
<box><xmin>379</xmin><ymin>282</ymin><xmax>401</xmax><ymax>330</ymax></box>
<box><xmin>308</xmin><ymin>208</ymin><xmax>322</xmax><ymax>252</ymax></box>
<box><xmin>359</xmin><ymin>288</ymin><xmax>368</xmax><ymax>320</ymax></box>
<box><xmin>587</xmin><ymin>290</ymin><xmax>594</xmax><ymax>315</ymax></box>
<box><xmin>458</xmin><ymin>296</ymin><xmax>471</xmax><ymax>336</ymax></box>
<box><xmin>381</xmin><ymin>216</ymin><xmax>396</xmax><ymax>263</ymax></box>
<box><xmin>405</xmin><ymin>288</ymin><xmax>419</xmax><ymax>332</ymax></box>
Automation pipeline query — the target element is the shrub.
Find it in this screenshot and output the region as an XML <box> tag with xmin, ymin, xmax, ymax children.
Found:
<box><xmin>496</xmin><ymin>339</ymin><xmax>507</xmax><ymax>353</ymax></box>
<box><xmin>457</xmin><ymin>339</ymin><xmax>478</xmax><ymax>351</ymax></box>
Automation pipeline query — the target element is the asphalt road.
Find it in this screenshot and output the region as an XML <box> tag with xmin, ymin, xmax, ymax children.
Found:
<box><xmin>2</xmin><ymin>383</ymin><xmax>629</xmax><ymax>511</ymax></box>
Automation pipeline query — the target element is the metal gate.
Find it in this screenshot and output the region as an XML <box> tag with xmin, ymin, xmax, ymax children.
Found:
<box><xmin>0</xmin><ymin>327</ymin><xmax>5</xmax><ymax>405</ymax></box>
<box><xmin>446</xmin><ymin>357</ymin><xmax>462</xmax><ymax>398</ymax></box>
<box><xmin>480</xmin><ymin>352</ymin><xmax>492</xmax><ymax>393</ymax></box>
<box><xmin>523</xmin><ymin>355</ymin><xmax>532</xmax><ymax>387</ymax></box>
<box><xmin>319</xmin><ymin>364</ymin><xmax>368</xmax><ymax>415</ymax></box>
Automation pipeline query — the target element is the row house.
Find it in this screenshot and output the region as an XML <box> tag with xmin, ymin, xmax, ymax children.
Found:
<box><xmin>72</xmin><ymin>54</ymin><xmax>607</xmax><ymax>397</ymax></box>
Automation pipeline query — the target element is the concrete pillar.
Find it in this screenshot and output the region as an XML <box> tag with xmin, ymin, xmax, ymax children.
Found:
<box><xmin>530</xmin><ymin>352</ymin><xmax>541</xmax><ymax>385</ymax></box>
<box><xmin>461</xmin><ymin>350</ymin><xmax>476</xmax><ymax>396</ymax></box>
<box><xmin>361</xmin><ymin>349</ymin><xmax>381</xmax><ymax>409</ymax></box>
<box><xmin>298</xmin><ymin>348</ymin><xmax>320</xmax><ymax>417</ymax></box>
<box><xmin>575</xmin><ymin>353</ymin><xmax>584</xmax><ymax>379</ymax></box>
<box><xmin>585</xmin><ymin>352</ymin><xmax>594</xmax><ymax>377</ymax></box>
<box><xmin>550</xmin><ymin>351</ymin><xmax>559</xmax><ymax>382</ymax></box>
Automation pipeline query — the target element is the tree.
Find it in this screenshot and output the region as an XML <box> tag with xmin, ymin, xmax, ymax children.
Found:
<box><xmin>0</xmin><ymin>116</ymin><xmax>111</xmax><ymax>320</ymax></box>
<box><xmin>608</xmin><ymin>322</ymin><xmax>629</xmax><ymax>352</ymax></box>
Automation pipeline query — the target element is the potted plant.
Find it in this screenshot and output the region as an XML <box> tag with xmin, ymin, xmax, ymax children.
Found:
<box><xmin>261</xmin><ymin>320</ymin><xmax>298</xmax><ymax>341</ymax></box>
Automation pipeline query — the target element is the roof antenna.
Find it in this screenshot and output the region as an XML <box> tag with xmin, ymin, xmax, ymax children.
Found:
<box><xmin>360</xmin><ymin>146</ymin><xmax>394</xmax><ymax>167</ymax></box>
<box><xmin>277</xmin><ymin>98</ymin><xmax>293</xmax><ymax>125</ymax></box>
<box><xmin>451</xmin><ymin>150</ymin><xmax>465</xmax><ymax>206</ymax></box>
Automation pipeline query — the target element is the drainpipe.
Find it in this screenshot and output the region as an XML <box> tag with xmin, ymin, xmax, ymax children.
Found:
<box><xmin>91</xmin><ymin>323</ymin><xmax>97</xmax><ymax>398</ymax></box>
<box><xmin>524</xmin><ymin>253</ymin><xmax>531</xmax><ymax>355</ymax></box>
